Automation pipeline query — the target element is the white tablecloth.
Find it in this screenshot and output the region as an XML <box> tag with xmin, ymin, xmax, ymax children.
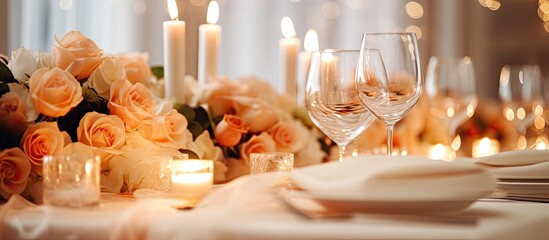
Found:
<box><xmin>2</xmin><ymin>173</ymin><xmax>549</xmax><ymax>240</ymax></box>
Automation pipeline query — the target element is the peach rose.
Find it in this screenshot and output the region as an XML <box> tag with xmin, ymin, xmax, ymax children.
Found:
<box><xmin>52</xmin><ymin>31</ymin><xmax>103</xmax><ymax>80</ymax></box>
<box><xmin>87</xmin><ymin>57</ymin><xmax>127</xmax><ymax>99</ymax></box>
<box><xmin>0</xmin><ymin>92</ymin><xmax>28</xmax><ymax>135</ymax></box>
<box><xmin>7</xmin><ymin>48</ymin><xmax>52</xmax><ymax>83</ymax></box>
<box><xmin>116</xmin><ymin>52</ymin><xmax>152</xmax><ymax>85</ymax></box>
<box><xmin>269</xmin><ymin>121</ymin><xmax>306</xmax><ymax>153</ymax></box>
<box><xmin>233</xmin><ymin>97</ymin><xmax>278</xmax><ymax>133</ymax></box>
<box><xmin>28</xmin><ymin>67</ymin><xmax>83</xmax><ymax>117</ymax></box>
<box><xmin>0</xmin><ymin>148</ymin><xmax>31</xmax><ymax>199</ymax></box>
<box><xmin>239</xmin><ymin>132</ymin><xmax>276</xmax><ymax>165</ymax></box>
<box><xmin>108</xmin><ymin>79</ymin><xmax>156</xmax><ymax>131</ymax></box>
<box><xmin>21</xmin><ymin>122</ymin><xmax>66</xmax><ymax>174</ymax></box>
<box><xmin>77</xmin><ymin>112</ymin><xmax>125</xmax><ymax>169</ymax></box>
<box><xmin>214</xmin><ymin>114</ymin><xmax>248</xmax><ymax>147</ymax></box>
<box><xmin>137</xmin><ymin>109</ymin><xmax>188</xmax><ymax>149</ymax></box>
<box><xmin>200</xmin><ymin>76</ymin><xmax>244</xmax><ymax>117</ymax></box>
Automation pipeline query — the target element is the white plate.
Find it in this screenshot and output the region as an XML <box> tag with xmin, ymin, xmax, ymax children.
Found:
<box><xmin>281</xmin><ymin>189</ymin><xmax>485</xmax><ymax>215</ymax></box>
<box><xmin>497</xmin><ymin>181</ymin><xmax>549</xmax><ymax>199</ymax></box>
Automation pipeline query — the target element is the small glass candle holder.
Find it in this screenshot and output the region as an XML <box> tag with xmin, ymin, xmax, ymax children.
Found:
<box><xmin>250</xmin><ymin>152</ymin><xmax>294</xmax><ymax>175</ymax></box>
<box><xmin>170</xmin><ymin>159</ymin><xmax>213</xmax><ymax>204</ymax></box>
<box><xmin>43</xmin><ymin>154</ymin><xmax>101</xmax><ymax>209</ymax></box>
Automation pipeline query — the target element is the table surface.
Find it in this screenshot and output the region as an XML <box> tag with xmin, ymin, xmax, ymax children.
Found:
<box><xmin>2</xmin><ymin>173</ymin><xmax>549</xmax><ymax>240</ymax></box>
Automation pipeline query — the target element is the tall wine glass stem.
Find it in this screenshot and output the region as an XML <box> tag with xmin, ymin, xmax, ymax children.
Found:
<box><xmin>338</xmin><ymin>145</ymin><xmax>347</xmax><ymax>162</ymax></box>
<box><xmin>386</xmin><ymin>123</ymin><xmax>395</xmax><ymax>157</ymax></box>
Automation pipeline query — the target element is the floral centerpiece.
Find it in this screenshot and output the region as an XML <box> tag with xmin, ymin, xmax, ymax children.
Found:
<box><xmin>0</xmin><ymin>31</ymin><xmax>326</xmax><ymax>202</ymax></box>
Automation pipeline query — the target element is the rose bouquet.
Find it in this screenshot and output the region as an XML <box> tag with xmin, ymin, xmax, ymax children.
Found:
<box><xmin>0</xmin><ymin>31</ymin><xmax>327</xmax><ymax>202</ymax></box>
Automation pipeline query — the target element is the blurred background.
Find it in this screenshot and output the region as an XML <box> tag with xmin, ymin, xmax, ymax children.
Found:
<box><xmin>1</xmin><ymin>0</ymin><xmax>548</xmax><ymax>156</ymax></box>
<box><xmin>1</xmin><ymin>0</ymin><xmax>548</xmax><ymax>98</ymax></box>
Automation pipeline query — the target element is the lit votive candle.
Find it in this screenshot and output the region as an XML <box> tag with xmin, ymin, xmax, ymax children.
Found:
<box><xmin>170</xmin><ymin>159</ymin><xmax>213</xmax><ymax>202</ymax></box>
<box><xmin>428</xmin><ymin>144</ymin><xmax>455</xmax><ymax>162</ymax></box>
<box><xmin>472</xmin><ymin>137</ymin><xmax>500</xmax><ymax>158</ymax></box>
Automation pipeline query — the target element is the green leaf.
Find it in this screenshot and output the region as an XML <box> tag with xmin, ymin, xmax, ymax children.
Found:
<box><xmin>82</xmin><ymin>86</ymin><xmax>101</xmax><ymax>104</ymax></box>
<box><xmin>151</xmin><ymin>66</ymin><xmax>164</xmax><ymax>79</ymax></box>
<box><xmin>179</xmin><ymin>149</ymin><xmax>199</xmax><ymax>159</ymax></box>
<box><xmin>187</xmin><ymin>121</ymin><xmax>203</xmax><ymax>141</ymax></box>
<box><xmin>0</xmin><ymin>62</ymin><xmax>16</xmax><ymax>84</ymax></box>
<box><xmin>0</xmin><ymin>82</ymin><xmax>9</xmax><ymax>97</ymax></box>
<box><xmin>177</xmin><ymin>105</ymin><xmax>195</xmax><ymax>122</ymax></box>
<box><xmin>194</xmin><ymin>106</ymin><xmax>211</xmax><ymax>129</ymax></box>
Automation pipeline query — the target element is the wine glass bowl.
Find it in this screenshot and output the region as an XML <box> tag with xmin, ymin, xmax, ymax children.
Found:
<box><xmin>425</xmin><ymin>56</ymin><xmax>477</xmax><ymax>148</ymax></box>
<box><xmin>305</xmin><ymin>50</ymin><xmax>375</xmax><ymax>162</ymax></box>
<box><xmin>499</xmin><ymin>64</ymin><xmax>544</xmax><ymax>149</ymax></box>
<box><xmin>355</xmin><ymin>33</ymin><xmax>422</xmax><ymax>156</ymax></box>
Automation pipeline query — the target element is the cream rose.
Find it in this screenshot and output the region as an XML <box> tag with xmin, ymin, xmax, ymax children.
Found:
<box><xmin>214</xmin><ymin>114</ymin><xmax>248</xmax><ymax>147</ymax></box>
<box><xmin>77</xmin><ymin>112</ymin><xmax>125</xmax><ymax>169</ymax></box>
<box><xmin>269</xmin><ymin>120</ymin><xmax>306</xmax><ymax>153</ymax></box>
<box><xmin>0</xmin><ymin>148</ymin><xmax>31</xmax><ymax>199</ymax></box>
<box><xmin>21</xmin><ymin>122</ymin><xmax>66</xmax><ymax>174</ymax></box>
<box><xmin>108</xmin><ymin>79</ymin><xmax>156</xmax><ymax>131</ymax></box>
<box><xmin>116</xmin><ymin>52</ymin><xmax>152</xmax><ymax>85</ymax></box>
<box><xmin>239</xmin><ymin>132</ymin><xmax>276</xmax><ymax>165</ymax></box>
<box><xmin>233</xmin><ymin>97</ymin><xmax>278</xmax><ymax>133</ymax></box>
<box><xmin>52</xmin><ymin>31</ymin><xmax>103</xmax><ymax>80</ymax></box>
<box><xmin>137</xmin><ymin>109</ymin><xmax>188</xmax><ymax>149</ymax></box>
<box><xmin>87</xmin><ymin>57</ymin><xmax>127</xmax><ymax>99</ymax></box>
<box><xmin>7</xmin><ymin>48</ymin><xmax>52</xmax><ymax>83</ymax></box>
<box><xmin>28</xmin><ymin>67</ymin><xmax>83</xmax><ymax>117</ymax></box>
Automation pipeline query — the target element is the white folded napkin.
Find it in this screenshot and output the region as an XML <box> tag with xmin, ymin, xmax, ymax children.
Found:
<box><xmin>474</xmin><ymin>150</ymin><xmax>549</xmax><ymax>179</ymax></box>
<box><xmin>291</xmin><ymin>155</ymin><xmax>496</xmax><ymax>201</ymax></box>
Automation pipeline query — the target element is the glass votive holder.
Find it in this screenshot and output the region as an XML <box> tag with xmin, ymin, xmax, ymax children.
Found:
<box><xmin>42</xmin><ymin>154</ymin><xmax>101</xmax><ymax>209</ymax></box>
<box><xmin>250</xmin><ymin>152</ymin><xmax>294</xmax><ymax>175</ymax></box>
<box><xmin>170</xmin><ymin>159</ymin><xmax>213</xmax><ymax>204</ymax></box>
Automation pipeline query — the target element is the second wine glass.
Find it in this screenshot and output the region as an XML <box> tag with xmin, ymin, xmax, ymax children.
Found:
<box><xmin>305</xmin><ymin>50</ymin><xmax>375</xmax><ymax>162</ymax></box>
<box><xmin>355</xmin><ymin>33</ymin><xmax>422</xmax><ymax>157</ymax></box>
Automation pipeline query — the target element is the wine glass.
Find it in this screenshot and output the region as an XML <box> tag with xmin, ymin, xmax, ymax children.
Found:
<box><xmin>355</xmin><ymin>33</ymin><xmax>422</xmax><ymax>157</ymax></box>
<box><xmin>499</xmin><ymin>64</ymin><xmax>544</xmax><ymax>149</ymax></box>
<box><xmin>425</xmin><ymin>56</ymin><xmax>477</xmax><ymax>151</ymax></box>
<box><xmin>305</xmin><ymin>50</ymin><xmax>375</xmax><ymax>162</ymax></box>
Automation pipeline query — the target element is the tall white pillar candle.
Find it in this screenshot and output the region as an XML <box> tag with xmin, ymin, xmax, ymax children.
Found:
<box><xmin>279</xmin><ymin>17</ymin><xmax>300</xmax><ymax>103</ymax></box>
<box><xmin>296</xmin><ymin>29</ymin><xmax>318</xmax><ymax>106</ymax></box>
<box><xmin>163</xmin><ymin>0</ymin><xmax>186</xmax><ymax>104</ymax></box>
<box><xmin>198</xmin><ymin>1</ymin><xmax>221</xmax><ymax>85</ymax></box>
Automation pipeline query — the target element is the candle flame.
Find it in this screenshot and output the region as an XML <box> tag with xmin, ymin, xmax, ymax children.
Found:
<box><xmin>207</xmin><ymin>1</ymin><xmax>219</xmax><ymax>24</ymax></box>
<box><xmin>478</xmin><ymin>137</ymin><xmax>492</xmax><ymax>150</ymax></box>
<box><xmin>281</xmin><ymin>16</ymin><xmax>296</xmax><ymax>38</ymax></box>
<box><xmin>304</xmin><ymin>29</ymin><xmax>319</xmax><ymax>52</ymax></box>
<box><xmin>168</xmin><ymin>0</ymin><xmax>179</xmax><ymax>20</ymax></box>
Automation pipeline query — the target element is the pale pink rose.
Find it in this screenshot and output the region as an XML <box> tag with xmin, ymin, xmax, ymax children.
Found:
<box><xmin>116</xmin><ymin>52</ymin><xmax>152</xmax><ymax>85</ymax></box>
<box><xmin>269</xmin><ymin>121</ymin><xmax>306</xmax><ymax>153</ymax></box>
<box><xmin>108</xmin><ymin>79</ymin><xmax>156</xmax><ymax>131</ymax></box>
<box><xmin>77</xmin><ymin>112</ymin><xmax>125</xmax><ymax>168</ymax></box>
<box><xmin>239</xmin><ymin>132</ymin><xmax>276</xmax><ymax>165</ymax></box>
<box><xmin>7</xmin><ymin>83</ymin><xmax>38</xmax><ymax>122</ymax></box>
<box><xmin>200</xmin><ymin>76</ymin><xmax>244</xmax><ymax>117</ymax></box>
<box><xmin>0</xmin><ymin>148</ymin><xmax>31</xmax><ymax>199</ymax></box>
<box><xmin>52</xmin><ymin>31</ymin><xmax>103</xmax><ymax>80</ymax></box>
<box><xmin>28</xmin><ymin>67</ymin><xmax>83</xmax><ymax>117</ymax></box>
<box><xmin>137</xmin><ymin>109</ymin><xmax>188</xmax><ymax>149</ymax></box>
<box><xmin>233</xmin><ymin>97</ymin><xmax>278</xmax><ymax>133</ymax></box>
<box><xmin>214</xmin><ymin>114</ymin><xmax>248</xmax><ymax>147</ymax></box>
<box><xmin>7</xmin><ymin>48</ymin><xmax>52</xmax><ymax>83</ymax></box>
<box><xmin>21</xmin><ymin>122</ymin><xmax>66</xmax><ymax>174</ymax></box>
<box><xmin>87</xmin><ymin>57</ymin><xmax>127</xmax><ymax>99</ymax></box>
<box><xmin>0</xmin><ymin>92</ymin><xmax>28</xmax><ymax>135</ymax></box>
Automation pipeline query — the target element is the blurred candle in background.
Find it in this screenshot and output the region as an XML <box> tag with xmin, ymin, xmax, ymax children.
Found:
<box><xmin>296</xmin><ymin>29</ymin><xmax>318</xmax><ymax>106</ymax></box>
<box><xmin>472</xmin><ymin>137</ymin><xmax>500</xmax><ymax>158</ymax></box>
<box><xmin>163</xmin><ymin>0</ymin><xmax>186</xmax><ymax>104</ymax></box>
<box><xmin>198</xmin><ymin>0</ymin><xmax>221</xmax><ymax>85</ymax></box>
<box><xmin>279</xmin><ymin>16</ymin><xmax>300</xmax><ymax>103</ymax></box>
